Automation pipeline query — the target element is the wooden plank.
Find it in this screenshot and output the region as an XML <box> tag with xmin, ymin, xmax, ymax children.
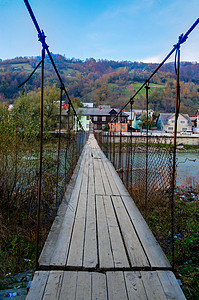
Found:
<box><xmin>92</xmin><ymin>272</ymin><xmax>107</xmax><ymax>300</ymax></box>
<box><xmin>88</xmin><ymin>150</ymin><xmax>95</xmax><ymax>195</ymax></box>
<box><xmin>43</xmin><ymin>271</ymin><xmax>63</xmax><ymax>300</ymax></box>
<box><xmin>103</xmin><ymin>195</ymin><xmax>129</xmax><ymax>268</ymax></box>
<box><xmin>157</xmin><ymin>271</ymin><xmax>186</xmax><ymax>300</ymax></box>
<box><xmin>141</xmin><ymin>271</ymin><xmax>167</xmax><ymax>300</ymax></box>
<box><xmin>98</xmin><ymin>159</ymin><xmax>112</xmax><ymax>195</ymax></box>
<box><xmin>49</xmin><ymin>187</ymin><xmax>81</xmax><ymax>267</ymax></box>
<box><xmin>75</xmin><ymin>272</ymin><xmax>92</xmax><ymax>299</ymax></box>
<box><xmin>67</xmin><ymin>193</ymin><xmax>87</xmax><ymax>267</ymax></box>
<box><xmin>124</xmin><ymin>271</ymin><xmax>147</xmax><ymax>300</ymax></box>
<box><xmin>80</xmin><ymin>149</ymin><xmax>89</xmax><ymax>194</ymax></box>
<box><xmin>26</xmin><ymin>271</ymin><xmax>49</xmax><ymax>300</ymax></box>
<box><xmin>106</xmin><ymin>272</ymin><xmax>128</xmax><ymax>300</ymax></box>
<box><xmin>93</xmin><ymin>158</ymin><xmax>105</xmax><ymax>195</ymax></box>
<box><xmin>100</xmin><ymin>158</ymin><xmax>120</xmax><ymax>196</ymax></box>
<box><xmin>59</xmin><ymin>271</ymin><xmax>77</xmax><ymax>300</ymax></box>
<box><xmin>83</xmin><ymin>194</ymin><xmax>98</xmax><ymax>268</ymax></box>
<box><xmin>111</xmin><ymin>196</ymin><xmax>149</xmax><ymax>268</ymax></box>
<box><xmin>96</xmin><ymin>195</ymin><xmax>114</xmax><ymax>268</ymax></box>
<box><xmin>49</xmin><ymin>145</ymin><xmax>89</xmax><ymax>267</ymax></box>
<box><xmin>121</xmin><ymin>195</ymin><xmax>171</xmax><ymax>269</ymax></box>
<box><xmin>39</xmin><ymin>147</ymin><xmax>87</xmax><ymax>267</ymax></box>
<box><xmin>105</xmin><ymin>157</ymin><xmax>129</xmax><ymax>196</ymax></box>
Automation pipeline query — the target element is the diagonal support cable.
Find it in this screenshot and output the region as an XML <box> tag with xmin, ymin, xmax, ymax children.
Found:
<box><xmin>18</xmin><ymin>60</ymin><xmax>42</xmax><ymax>88</ymax></box>
<box><xmin>24</xmin><ymin>0</ymin><xmax>84</xmax><ymax>132</ymax></box>
<box><xmin>109</xmin><ymin>18</ymin><xmax>199</xmax><ymax>124</ymax></box>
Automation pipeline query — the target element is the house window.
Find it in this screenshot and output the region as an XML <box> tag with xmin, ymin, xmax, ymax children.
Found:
<box><xmin>102</xmin><ymin>124</ymin><xmax>105</xmax><ymax>129</ymax></box>
<box><xmin>182</xmin><ymin>127</ymin><xmax>187</xmax><ymax>131</ymax></box>
<box><xmin>94</xmin><ymin>124</ymin><xmax>97</xmax><ymax>129</ymax></box>
<box><xmin>180</xmin><ymin>120</ymin><xmax>186</xmax><ymax>124</ymax></box>
<box><xmin>111</xmin><ymin>124</ymin><xmax>114</xmax><ymax>129</ymax></box>
<box><xmin>168</xmin><ymin>127</ymin><xmax>173</xmax><ymax>131</ymax></box>
<box><xmin>87</xmin><ymin>116</ymin><xmax>90</xmax><ymax>120</ymax></box>
<box><xmin>121</xmin><ymin>125</ymin><xmax>125</xmax><ymax>129</ymax></box>
<box><xmin>102</xmin><ymin>116</ymin><xmax>106</xmax><ymax>121</ymax></box>
<box><xmin>170</xmin><ymin>120</ymin><xmax>175</xmax><ymax>123</ymax></box>
<box><xmin>79</xmin><ymin>116</ymin><xmax>81</xmax><ymax>120</ymax></box>
<box><xmin>86</xmin><ymin>124</ymin><xmax>89</xmax><ymax>128</ymax></box>
<box><xmin>93</xmin><ymin>116</ymin><xmax>98</xmax><ymax>121</ymax></box>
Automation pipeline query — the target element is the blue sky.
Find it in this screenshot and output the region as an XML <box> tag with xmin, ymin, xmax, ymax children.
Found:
<box><xmin>0</xmin><ymin>0</ymin><xmax>199</xmax><ymax>62</ymax></box>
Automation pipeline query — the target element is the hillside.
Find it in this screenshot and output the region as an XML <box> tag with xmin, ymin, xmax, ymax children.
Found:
<box><xmin>0</xmin><ymin>55</ymin><xmax>199</xmax><ymax>113</ymax></box>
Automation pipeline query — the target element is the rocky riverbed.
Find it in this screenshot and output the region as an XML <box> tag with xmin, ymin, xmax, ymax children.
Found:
<box><xmin>0</xmin><ymin>269</ymin><xmax>34</xmax><ymax>299</ymax></box>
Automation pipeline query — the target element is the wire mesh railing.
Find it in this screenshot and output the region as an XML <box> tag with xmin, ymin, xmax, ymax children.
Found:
<box><xmin>95</xmin><ymin>18</ymin><xmax>199</xmax><ymax>269</ymax></box>
<box><xmin>95</xmin><ymin>131</ymin><xmax>173</xmax><ymax>260</ymax></box>
<box><xmin>0</xmin><ymin>0</ymin><xmax>89</xmax><ymax>270</ymax></box>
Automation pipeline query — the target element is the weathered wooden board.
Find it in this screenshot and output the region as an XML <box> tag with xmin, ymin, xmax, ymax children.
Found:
<box><xmin>157</xmin><ymin>271</ymin><xmax>186</xmax><ymax>300</ymax></box>
<box><xmin>39</xmin><ymin>147</ymin><xmax>87</xmax><ymax>267</ymax></box>
<box><xmin>42</xmin><ymin>271</ymin><xmax>63</xmax><ymax>300</ymax></box>
<box><xmin>104</xmin><ymin>156</ymin><xmax>129</xmax><ymax>196</ymax></box>
<box><xmin>103</xmin><ymin>195</ymin><xmax>129</xmax><ymax>268</ymax></box>
<box><xmin>96</xmin><ymin>195</ymin><xmax>114</xmax><ymax>268</ymax></box>
<box><xmin>88</xmin><ymin>151</ymin><xmax>95</xmax><ymax>195</ymax></box>
<box><xmin>83</xmin><ymin>194</ymin><xmax>98</xmax><ymax>268</ymax></box>
<box><xmin>124</xmin><ymin>271</ymin><xmax>148</xmax><ymax>300</ymax></box>
<box><xmin>106</xmin><ymin>271</ymin><xmax>128</xmax><ymax>300</ymax></box>
<box><xmin>27</xmin><ymin>271</ymin><xmax>185</xmax><ymax>300</ymax></box>
<box><xmin>142</xmin><ymin>271</ymin><xmax>168</xmax><ymax>300</ymax></box>
<box><xmin>80</xmin><ymin>150</ymin><xmax>89</xmax><ymax>194</ymax></box>
<box><xmin>100</xmin><ymin>158</ymin><xmax>120</xmax><ymax>196</ymax></box>
<box><xmin>98</xmin><ymin>159</ymin><xmax>112</xmax><ymax>195</ymax></box>
<box><xmin>58</xmin><ymin>271</ymin><xmax>77</xmax><ymax>300</ymax></box>
<box><xmin>92</xmin><ymin>272</ymin><xmax>107</xmax><ymax>300</ymax></box>
<box><xmin>67</xmin><ymin>193</ymin><xmax>87</xmax><ymax>267</ymax></box>
<box><xmin>111</xmin><ymin>196</ymin><xmax>149</xmax><ymax>268</ymax></box>
<box><xmin>75</xmin><ymin>271</ymin><xmax>92</xmax><ymax>299</ymax></box>
<box><xmin>49</xmin><ymin>187</ymin><xmax>81</xmax><ymax>268</ymax></box>
<box><xmin>121</xmin><ymin>195</ymin><xmax>171</xmax><ymax>269</ymax></box>
<box><xmin>93</xmin><ymin>158</ymin><xmax>105</xmax><ymax>195</ymax></box>
<box><xmin>26</xmin><ymin>271</ymin><xmax>49</xmax><ymax>300</ymax></box>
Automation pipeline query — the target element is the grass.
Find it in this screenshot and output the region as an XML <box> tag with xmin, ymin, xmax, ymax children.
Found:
<box><xmin>11</xmin><ymin>63</ymin><xmax>34</xmax><ymax>72</ymax></box>
<box><xmin>143</xmin><ymin>186</ymin><xmax>199</xmax><ymax>300</ymax></box>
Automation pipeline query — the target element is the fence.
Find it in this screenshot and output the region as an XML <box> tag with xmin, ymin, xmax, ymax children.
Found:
<box><xmin>95</xmin><ymin>131</ymin><xmax>173</xmax><ymax>261</ymax></box>
<box><xmin>95</xmin><ymin>18</ymin><xmax>199</xmax><ymax>269</ymax></box>
<box><xmin>0</xmin><ymin>0</ymin><xmax>88</xmax><ymax>271</ymax></box>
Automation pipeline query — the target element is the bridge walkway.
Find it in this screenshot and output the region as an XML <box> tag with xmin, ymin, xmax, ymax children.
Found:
<box><xmin>26</xmin><ymin>134</ymin><xmax>185</xmax><ymax>299</ymax></box>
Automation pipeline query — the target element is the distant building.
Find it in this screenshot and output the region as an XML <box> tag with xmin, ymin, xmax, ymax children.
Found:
<box><xmin>83</xmin><ymin>103</ymin><xmax>94</xmax><ymax>108</ymax></box>
<box><xmin>125</xmin><ymin>110</ymin><xmax>153</xmax><ymax>130</ymax></box>
<box><xmin>189</xmin><ymin>109</ymin><xmax>199</xmax><ymax>133</ymax></box>
<box><xmin>157</xmin><ymin>113</ymin><xmax>192</xmax><ymax>133</ymax></box>
<box><xmin>76</xmin><ymin>107</ymin><xmax>128</xmax><ymax>131</ymax></box>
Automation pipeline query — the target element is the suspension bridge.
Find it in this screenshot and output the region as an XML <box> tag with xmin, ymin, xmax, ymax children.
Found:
<box><xmin>10</xmin><ymin>1</ymin><xmax>198</xmax><ymax>298</ymax></box>
<box><xmin>26</xmin><ymin>133</ymin><xmax>185</xmax><ymax>300</ymax></box>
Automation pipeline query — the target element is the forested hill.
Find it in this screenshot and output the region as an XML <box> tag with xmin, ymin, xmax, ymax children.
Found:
<box><xmin>0</xmin><ymin>55</ymin><xmax>199</xmax><ymax>114</ymax></box>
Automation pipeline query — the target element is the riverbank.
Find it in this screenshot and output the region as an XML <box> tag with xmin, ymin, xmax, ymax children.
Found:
<box><xmin>0</xmin><ymin>269</ymin><xmax>34</xmax><ymax>299</ymax></box>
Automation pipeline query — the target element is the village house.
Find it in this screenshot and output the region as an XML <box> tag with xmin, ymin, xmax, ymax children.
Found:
<box><xmin>157</xmin><ymin>113</ymin><xmax>193</xmax><ymax>133</ymax></box>
<box><xmin>75</xmin><ymin>106</ymin><xmax>128</xmax><ymax>131</ymax></box>
<box><xmin>125</xmin><ymin>110</ymin><xmax>154</xmax><ymax>131</ymax></box>
<box><xmin>189</xmin><ymin>109</ymin><xmax>199</xmax><ymax>133</ymax></box>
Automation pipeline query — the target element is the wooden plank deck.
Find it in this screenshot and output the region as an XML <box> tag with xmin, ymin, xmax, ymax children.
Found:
<box><xmin>27</xmin><ymin>270</ymin><xmax>185</xmax><ymax>300</ymax></box>
<box><xmin>27</xmin><ymin>134</ymin><xmax>186</xmax><ymax>299</ymax></box>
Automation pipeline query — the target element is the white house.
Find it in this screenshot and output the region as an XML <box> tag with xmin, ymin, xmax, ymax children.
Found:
<box><xmin>157</xmin><ymin>113</ymin><xmax>192</xmax><ymax>133</ymax></box>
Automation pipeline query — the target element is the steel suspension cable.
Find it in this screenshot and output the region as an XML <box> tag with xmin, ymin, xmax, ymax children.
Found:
<box><xmin>23</xmin><ymin>0</ymin><xmax>84</xmax><ymax>132</ymax></box>
<box><xmin>109</xmin><ymin>18</ymin><xmax>199</xmax><ymax>124</ymax></box>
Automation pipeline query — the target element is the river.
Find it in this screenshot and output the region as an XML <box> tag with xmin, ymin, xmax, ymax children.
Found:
<box><xmin>176</xmin><ymin>152</ymin><xmax>199</xmax><ymax>187</ymax></box>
